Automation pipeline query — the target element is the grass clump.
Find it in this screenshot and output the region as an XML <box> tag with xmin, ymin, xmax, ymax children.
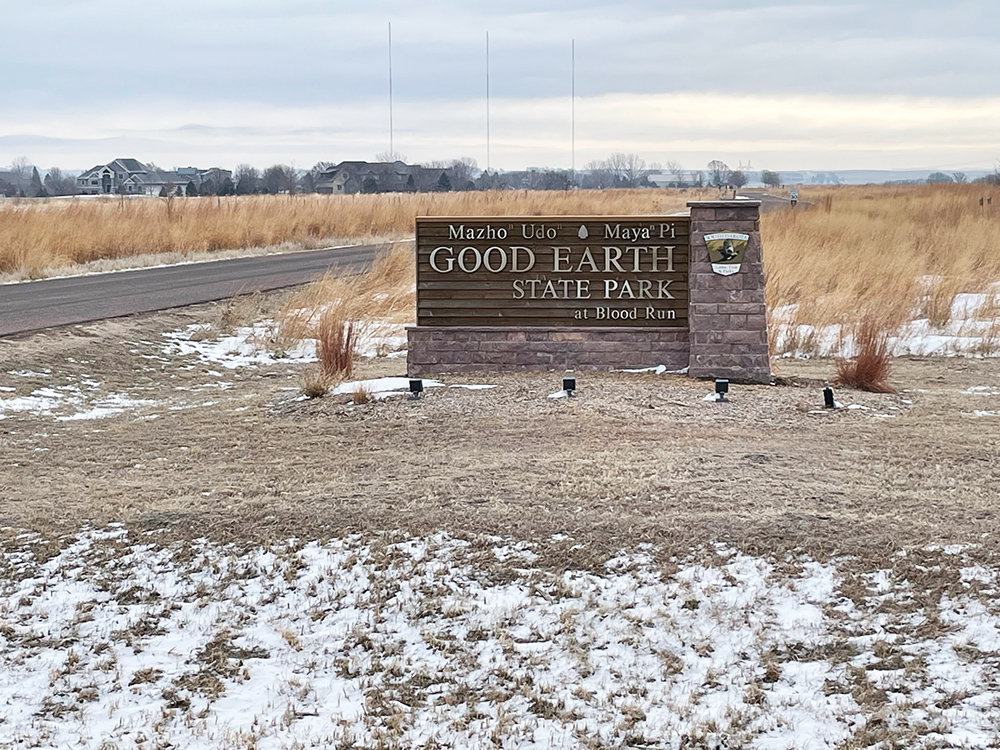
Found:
<box><xmin>834</xmin><ymin>317</ymin><xmax>897</xmax><ymax>393</ymax></box>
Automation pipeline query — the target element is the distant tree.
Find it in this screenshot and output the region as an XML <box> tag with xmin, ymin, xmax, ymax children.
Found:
<box><xmin>362</xmin><ymin>176</ymin><xmax>379</xmax><ymax>194</ymax></box>
<box><xmin>761</xmin><ymin>169</ymin><xmax>781</xmax><ymax>188</ymax></box>
<box><xmin>8</xmin><ymin>156</ymin><xmax>31</xmax><ymax>194</ymax></box>
<box><xmin>953</xmin><ymin>172</ymin><xmax>968</xmax><ymax>184</ymax></box>
<box><xmin>926</xmin><ymin>171</ymin><xmax>953</xmax><ymax>184</ymax></box>
<box><xmin>299</xmin><ymin>171</ymin><xmax>316</xmax><ymax>193</ymax></box>
<box><xmin>44</xmin><ymin>167</ymin><xmax>77</xmax><ymax>196</ymax></box>
<box><xmin>262</xmin><ymin>164</ymin><xmax>296</xmax><ymax>194</ymax></box>
<box><xmin>584</xmin><ymin>159</ymin><xmax>614</xmax><ymax>189</ymax></box>
<box><xmin>29</xmin><ymin>167</ymin><xmax>43</xmax><ymax>197</ymax></box>
<box><xmin>218</xmin><ymin>177</ymin><xmax>236</xmax><ymax>196</ymax></box>
<box><xmin>975</xmin><ymin>170</ymin><xmax>1000</xmax><ymax>186</ymax></box>
<box><xmin>538</xmin><ymin>170</ymin><xmax>572</xmax><ymax>190</ymax></box>
<box><xmin>436</xmin><ymin>172</ymin><xmax>452</xmax><ymax>192</ymax></box>
<box><xmin>375</xmin><ymin>150</ymin><xmax>407</xmax><ymax>163</ymax></box>
<box><xmin>450</xmin><ymin>157</ymin><xmax>478</xmax><ymax>190</ymax></box>
<box><xmin>405</xmin><ymin>174</ymin><xmax>416</xmax><ymax>192</ymax></box>
<box><xmin>475</xmin><ymin>170</ymin><xmax>504</xmax><ymax>190</ymax></box>
<box><xmin>620</xmin><ymin>153</ymin><xmax>646</xmax><ymax>188</ymax></box>
<box><xmin>707</xmin><ymin>160</ymin><xmax>731</xmax><ymax>188</ymax></box>
<box><xmin>234</xmin><ymin>164</ymin><xmax>260</xmax><ymax>195</ymax></box>
<box><xmin>730</xmin><ymin>170</ymin><xmax>748</xmax><ymax>189</ymax></box>
<box><xmin>185</xmin><ymin>181</ymin><xmax>199</xmax><ymax>197</ymax></box>
<box><xmin>664</xmin><ymin>160</ymin><xmax>684</xmax><ymax>186</ymax></box>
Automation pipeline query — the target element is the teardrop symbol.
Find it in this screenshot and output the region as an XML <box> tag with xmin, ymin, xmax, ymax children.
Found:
<box><xmin>577</xmin><ymin>225</ymin><xmax>589</xmax><ymax>240</ymax></box>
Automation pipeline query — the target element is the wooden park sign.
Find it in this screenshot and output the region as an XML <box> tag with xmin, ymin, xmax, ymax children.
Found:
<box><xmin>415</xmin><ymin>216</ymin><xmax>689</xmax><ymax>328</ymax></box>
<box><xmin>407</xmin><ymin>201</ymin><xmax>771</xmax><ymax>383</ymax></box>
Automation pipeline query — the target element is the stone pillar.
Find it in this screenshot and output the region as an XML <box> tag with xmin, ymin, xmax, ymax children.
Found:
<box><xmin>687</xmin><ymin>200</ymin><xmax>771</xmax><ymax>383</ymax></box>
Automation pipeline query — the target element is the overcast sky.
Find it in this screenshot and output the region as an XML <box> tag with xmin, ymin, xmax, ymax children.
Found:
<box><xmin>3</xmin><ymin>0</ymin><xmax>999</xmax><ymax>172</ymax></box>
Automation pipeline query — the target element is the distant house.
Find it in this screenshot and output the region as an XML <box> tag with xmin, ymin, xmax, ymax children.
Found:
<box><xmin>314</xmin><ymin>161</ymin><xmax>456</xmax><ymax>194</ymax></box>
<box><xmin>76</xmin><ymin>159</ymin><xmax>232</xmax><ymax>196</ymax></box>
<box><xmin>647</xmin><ymin>171</ymin><xmax>704</xmax><ymax>189</ymax></box>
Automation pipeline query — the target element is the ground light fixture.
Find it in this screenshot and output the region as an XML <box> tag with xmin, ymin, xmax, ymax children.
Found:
<box><xmin>824</xmin><ymin>384</ymin><xmax>836</xmax><ymax>409</ymax></box>
<box><xmin>715</xmin><ymin>379</ymin><xmax>729</xmax><ymax>402</ymax></box>
<box><xmin>563</xmin><ymin>377</ymin><xmax>577</xmax><ymax>396</ymax></box>
<box><xmin>409</xmin><ymin>379</ymin><xmax>423</xmax><ymax>400</ymax></box>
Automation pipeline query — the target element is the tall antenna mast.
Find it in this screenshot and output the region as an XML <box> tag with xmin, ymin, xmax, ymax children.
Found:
<box><xmin>486</xmin><ymin>31</ymin><xmax>491</xmax><ymax>174</ymax></box>
<box><xmin>571</xmin><ymin>39</ymin><xmax>575</xmax><ymax>185</ymax></box>
<box><xmin>388</xmin><ymin>22</ymin><xmax>394</xmax><ymax>158</ymax></box>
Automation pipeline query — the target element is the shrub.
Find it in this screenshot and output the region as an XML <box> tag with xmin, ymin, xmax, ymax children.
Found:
<box><xmin>834</xmin><ymin>317</ymin><xmax>897</xmax><ymax>393</ymax></box>
<box><xmin>317</xmin><ymin>312</ymin><xmax>354</xmax><ymax>380</ymax></box>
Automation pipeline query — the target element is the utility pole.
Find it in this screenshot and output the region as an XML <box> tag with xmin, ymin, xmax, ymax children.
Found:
<box><xmin>388</xmin><ymin>22</ymin><xmax>394</xmax><ymax>159</ymax></box>
<box><xmin>571</xmin><ymin>39</ymin><xmax>576</xmax><ymax>186</ymax></box>
<box><xmin>486</xmin><ymin>31</ymin><xmax>491</xmax><ymax>175</ymax></box>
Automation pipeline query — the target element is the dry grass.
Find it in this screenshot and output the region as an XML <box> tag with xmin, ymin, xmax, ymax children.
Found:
<box><xmin>280</xmin><ymin>242</ymin><xmax>415</xmax><ymax>378</ymax></box>
<box><xmin>763</xmin><ymin>184</ymin><xmax>1000</xmax><ymax>334</ymax></box>
<box><xmin>0</xmin><ymin>190</ymin><xmax>709</xmax><ymax>278</ymax></box>
<box><xmin>317</xmin><ymin>314</ymin><xmax>355</xmax><ymax>380</ymax></box>
<box><xmin>351</xmin><ymin>383</ymin><xmax>374</xmax><ymax>404</ymax></box>
<box><xmin>834</xmin><ymin>317</ymin><xmax>897</xmax><ymax>393</ymax></box>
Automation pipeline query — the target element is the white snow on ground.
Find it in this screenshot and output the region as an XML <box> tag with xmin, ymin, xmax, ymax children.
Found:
<box><xmin>0</xmin><ymin>381</ymin><xmax>154</xmax><ymax>422</ymax></box>
<box><xmin>330</xmin><ymin>378</ymin><xmax>496</xmax><ymax>400</ymax></box>
<box><xmin>3</xmin><ymin>530</ymin><xmax>1000</xmax><ymax>748</ymax></box>
<box><xmin>162</xmin><ymin>321</ymin><xmax>408</xmax><ymax>370</ymax></box>
<box><xmin>163</xmin><ymin>323</ymin><xmax>317</xmax><ymax>369</ymax></box>
<box><xmin>772</xmin><ymin>290</ymin><xmax>1000</xmax><ymax>358</ymax></box>
<box><xmin>332</xmin><ymin>377</ymin><xmax>442</xmax><ymax>400</ymax></box>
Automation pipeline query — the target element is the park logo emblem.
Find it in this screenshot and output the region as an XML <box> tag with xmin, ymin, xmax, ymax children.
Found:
<box><xmin>705</xmin><ymin>232</ymin><xmax>749</xmax><ymax>276</ymax></box>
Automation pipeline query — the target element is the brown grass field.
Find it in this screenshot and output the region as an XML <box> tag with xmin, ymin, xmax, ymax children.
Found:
<box><xmin>3</xmin><ymin>184</ymin><xmax>999</xmax><ymax>338</ymax></box>
<box><xmin>4</xmin><ymin>188</ymin><xmax>1000</xmax><ymax>745</ymax></box>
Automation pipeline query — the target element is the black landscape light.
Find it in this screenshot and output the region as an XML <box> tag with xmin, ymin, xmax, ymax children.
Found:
<box><xmin>715</xmin><ymin>378</ymin><xmax>729</xmax><ymax>402</ymax></box>
<box><xmin>409</xmin><ymin>378</ymin><xmax>423</xmax><ymax>399</ymax></box>
<box><xmin>824</xmin><ymin>384</ymin><xmax>836</xmax><ymax>409</ymax></box>
<box><xmin>563</xmin><ymin>377</ymin><xmax>577</xmax><ymax>396</ymax></box>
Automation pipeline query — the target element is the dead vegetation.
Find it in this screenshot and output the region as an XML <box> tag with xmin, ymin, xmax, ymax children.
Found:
<box><xmin>764</xmin><ymin>183</ymin><xmax>1000</xmax><ymax>353</ymax></box>
<box><xmin>834</xmin><ymin>316</ymin><xmax>897</xmax><ymax>393</ymax></box>
<box><xmin>0</xmin><ymin>189</ymin><xmax>708</xmax><ymax>278</ymax></box>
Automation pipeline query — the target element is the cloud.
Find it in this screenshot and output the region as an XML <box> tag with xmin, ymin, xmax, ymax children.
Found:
<box><xmin>2</xmin><ymin>1</ymin><xmax>999</xmax><ymax>169</ymax></box>
<box><xmin>3</xmin><ymin>91</ymin><xmax>998</xmax><ymax>171</ymax></box>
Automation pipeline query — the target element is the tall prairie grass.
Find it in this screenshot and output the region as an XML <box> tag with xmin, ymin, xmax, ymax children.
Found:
<box><xmin>0</xmin><ymin>190</ymin><xmax>709</xmax><ymax>278</ymax></box>
<box><xmin>6</xmin><ymin>186</ymin><xmax>1000</xmax><ymax>358</ymax></box>
<box><xmin>763</xmin><ymin>184</ymin><xmax>1000</xmax><ymax>334</ymax></box>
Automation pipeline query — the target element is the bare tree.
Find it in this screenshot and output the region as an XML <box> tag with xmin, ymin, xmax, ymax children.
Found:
<box><xmin>665</xmin><ymin>160</ymin><xmax>684</xmax><ymax>185</ymax></box>
<box><xmin>375</xmin><ymin>150</ymin><xmax>407</xmax><ymax>163</ymax></box>
<box><xmin>730</xmin><ymin>170</ymin><xmax>748</xmax><ymax>189</ymax></box>
<box><xmin>605</xmin><ymin>153</ymin><xmax>629</xmax><ymax>185</ymax></box>
<box><xmin>234</xmin><ymin>164</ymin><xmax>260</xmax><ymax>195</ymax></box>
<box><xmin>707</xmin><ymin>160</ymin><xmax>731</xmax><ymax>188</ymax></box>
<box><xmin>621</xmin><ymin>153</ymin><xmax>647</xmax><ymax>188</ymax></box>
<box><xmin>584</xmin><ymin>159</ymin><xmax>614</xmax><ymax>189</ymax></box>
<box><xmin>8</xmin><ymin>156</ymin><xmax>32</xmax><ymax>195</ymax></box>
<box><xmin>262</xmin><ymin>165</ymin><xmax>297</xmax><ymax>194</ymax></box>
<box><xmin>450</xmin><ymin>157</ymin><xmax>478</xmax><ymax>190</ymax></box>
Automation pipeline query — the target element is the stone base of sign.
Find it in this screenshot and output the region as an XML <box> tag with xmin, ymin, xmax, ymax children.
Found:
<box><xmin>686</xmin><ymin>201</ymin><xmax>771</xmax><ymax>383</ymax></box>
<box><xmin>406</xmin><ymin>326</ymin><xmax>689</xmax><ymax>376</ymax></box>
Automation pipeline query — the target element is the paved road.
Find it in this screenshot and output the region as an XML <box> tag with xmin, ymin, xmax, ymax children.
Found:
<box><xmin>0</xmin><ymin>243</ymin><xmax>384</xmax><ymax>338</ymax></box>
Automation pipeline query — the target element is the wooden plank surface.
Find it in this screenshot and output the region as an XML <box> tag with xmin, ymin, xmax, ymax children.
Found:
<box><xmin>415</xmin><ymin>216</ymin><xmax>691</xmax><ymax>329</ymax></box>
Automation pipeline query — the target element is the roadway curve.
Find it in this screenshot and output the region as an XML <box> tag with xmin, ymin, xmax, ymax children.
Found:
<box><xmin>0</xmin><ymin>243</ymin><xmax>385</xmax><ymax>338</ymax></box>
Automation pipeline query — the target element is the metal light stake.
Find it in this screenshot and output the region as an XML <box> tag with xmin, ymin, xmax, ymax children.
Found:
<box><xmin>563</xmin><ymin>377</ymin><xmax>576</xmax><ymax>397</ymax></box>
<box><xmin>824</xmin><ymin>385</ymin><xmax>835</xmax><ymax>409</ymax></box>
<box><xmin>715</xmin><ymin>379</ymin><xmax>729</xmax><ymax>402</ymax></box>
<box><xmin>409</xmin><ymin>379</ymin><xmax>423</xmax><ymax>400</ymax></box>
